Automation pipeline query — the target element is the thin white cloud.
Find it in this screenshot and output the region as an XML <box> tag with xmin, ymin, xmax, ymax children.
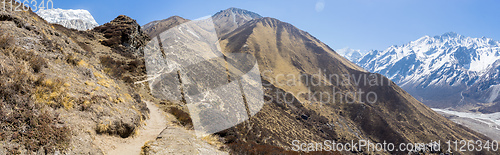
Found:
<box><xmin>315</xmin><ymin>0</ymin><xmax>325</xmax><ymax>12</ymax></box>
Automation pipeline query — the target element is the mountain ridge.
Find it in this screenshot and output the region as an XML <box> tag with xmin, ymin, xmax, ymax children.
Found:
<box><xmin>352</xmin><ymin>32</ymin><xmax>500</xmax><ymax>111</ymax></box>
<box><xmin>142</xmin><ymin>15</ymin><xmax>189</xmax><ymax>38</ymax></box>
<box><xmin>212</xmin><ymin>8</ymin><xmax>263</xmax><ymax>37</ymax></box>
<box><xmin>138</xmin><ymin>8</ymin><xmax>497</xmax><ymax>153</ymax></box>
<box><xmin>214</xmin><ymin>17</ymin><xmax>493</xmax><ymax>154</ymax></box>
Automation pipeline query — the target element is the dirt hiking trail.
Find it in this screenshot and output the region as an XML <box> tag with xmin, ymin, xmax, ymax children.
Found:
<box><xmin>96</xmin><ymin>101</ymin><xmax>227</xmax><ymax>155</ymax></box>
<box><xmin>101</xmin><ymin>101</ymin><xmax>167</xmax><ymax>154</ymax></box>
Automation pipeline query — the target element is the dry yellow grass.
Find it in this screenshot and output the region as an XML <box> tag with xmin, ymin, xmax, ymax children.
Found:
<box><xmin>96</xmin><ymin>123</ymin><xmax>110</xmax><ymax>134</ymax></box>
<box><xmin>34</xmin><ymin>78</ymin><xmax>74</xmax><ymax>110</ymax></box>
<box><xmin>94</xmin><ymin>71</ymin><xmax>115</xmax><ymax>88</ymax></box>
<box><xmin>201</xmin><ymin>134</ymin><xmax>224</xmax><ymax>148</ymax></box>
<box><xmin>77</xmin><ymin>60</ymin><xmax>89</xmax><ymax>67</ymax></box>
<box><xmin>97</xmin><ymin>79</ymin><xmax>111</xmax><ymax>88</ymax></box>
<box><xmin>93</xmin><ymin>71</ymin><xmax>105</xmax><ymax>79</ymax></box>
<box><xmin>85</xmin><ymin>81</ymin><xmax>95</xmax><ymax>87</ymax></box>
<box><xmin>123</xmin><ymin>93</ymin><xmax>133</xmax><ymax>101</ymax></box>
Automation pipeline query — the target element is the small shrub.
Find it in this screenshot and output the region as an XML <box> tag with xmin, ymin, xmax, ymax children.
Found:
<box><xmin>77</xmin><ymin>41</ymin><xmax>93</xmax><ymax>53</ymax></box>
<box><xmin>29</xmin><ymin>56</ymin><xmax>48</xmax><ymax>73</ymax></box>
<box><xmin>95</xmin><ymin>119</ymin><xmax>137</xmax><ymax>138</ymax></box>
<box><xmin>167</xmin><ymin>106</ymin><xmax>193</xmax><ymax>127</ymax></box>
<box><xmin>76</xmin><ymin>97</ymin><xmax>92</xmax><ymax>111</ymax></box>
<box><xmin>96</xmin><ymin>121</ymin><xmax>111</xmax><ymax>134</ymax></box>
<box><xmin>0</xmin><ymin>33</ymin><xmax>13</xmax><ymax>49</ymax></box>
<box><xmin>93</xmin><ymin>71</ymin><xmax>105</xmax><ymax>79</ymax></box>
<box><xmin>128</xmin><ymin>60</ymin><xmax>140</xmax><ymax>69</ymax></box>
<box><xmin>3</xmin><ymin>48</ymin><xmax>48</xmax><ymax>73</ymax></box>
<box><xmin>123</xmin><ymin>75</ymin><xmax>133</xmax><ymax>83</ymax></box>
<box><xmin>66</xmin><ymin>54</ymin><xmax>80</xmax><ymax>66</ymax></box>
<box><xmin>99</xmin><ymin>56</ymin><xmax>127</xmax><ymax>80</ymax></box>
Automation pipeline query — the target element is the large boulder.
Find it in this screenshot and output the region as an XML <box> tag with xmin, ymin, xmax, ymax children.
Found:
<box><xmin>93</xmin><ymin>15</ymin><xmax>150</xmax><ymax>56</ymax></box>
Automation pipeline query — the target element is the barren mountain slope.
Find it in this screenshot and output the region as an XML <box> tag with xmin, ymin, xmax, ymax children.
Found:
<box><xmin>143</xmin><ymin>16</ymin><xmax>189</xmax><ymax>39</ymax></box>
<box><xmin>121</xmin><ymin>7</ymin><xmax>495</xmax><ymax>154</ymax></box>
<box><xmin>212</xmin><ymin>7</ymin><xmax>263</xmax><ymax>37</ymax></box>
<box><xmin>215</xmin><ymin>17</ymin><xmax>493</xmax><ymax>154</ymax></box>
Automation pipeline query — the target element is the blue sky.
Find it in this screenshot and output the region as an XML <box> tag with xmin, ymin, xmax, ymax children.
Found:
<box><xmin>51</xmin><ymin>0</ymin><xmax>500</xmax><ymax>53</ymax></box>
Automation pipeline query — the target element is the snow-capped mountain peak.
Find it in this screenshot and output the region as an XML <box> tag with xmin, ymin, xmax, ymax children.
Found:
<box><xmin>363</xmin><ymin>32</ymin><xmax>499</xmax><ymax>74</ymax></box>
<box><xmin>36</xmin><ymin>8</ymin><xmax>99</xmax><ymax>31</ymax></box>
<box><xmin>354</xmin><ymin>32</ymin><xmax>500</xmax><ymax>110</ymax></box>
<box><xmin>336</xmin><ymin>47</ymin><xmax>363</xmax><ymax>62</ymax></box>
<box><xmin>441</xmin><ymin>31</ymin><xmax>460</xmax><ymax>38</ymax></box>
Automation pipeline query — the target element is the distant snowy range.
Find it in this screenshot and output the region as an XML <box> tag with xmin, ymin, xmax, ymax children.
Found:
<box><xmin>36</xmin><ymin>8</ymin><xmax>99</xmax><ymax>31</ymax></box>
<box><xmin>340</xmin><ymin>32</ymin><xmax>500</xmax><ymax>139</ymax></box>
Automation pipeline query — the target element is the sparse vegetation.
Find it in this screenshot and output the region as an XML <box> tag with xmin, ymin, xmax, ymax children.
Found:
<box><xmin>100</xmin><ymin>55</ymin><xmax>126</xmax><ymax>78</ymax></box>
<box><xmin>34</xmin><ymin>78</ymin><xmax>75</xmax><ymax>110</ymax></box>
<box><xmin>0</xmin><ymin>32</ymin><xmax>13</xmax><ymax>49</ymax></box>
<box><xmin>0</xmin><ymin>102</ymin><xmax>71</xmax><ymax>154</ymax></box>
<box><xmin>99</xmin><ymin>55</ymin><xmax>146</xmax><ymax>84</ymax></box>
<box><xmin>66</xmin><ymin>53</ymin><xmax>81</xmax><ymax>66</ymax></box>
<box><xmin>76</xmin><ymin>41</ymin><xmax>93</xmax><ymax>53</ymax></box>
<box><xmin>166</xmin><ymin>106</ymin><xmax>193</xmax><ymax>128</ymax></box>
<box><xmin>0</xmin><ymin>46</ymin><xmax>70</xmax><ymax>153</ymax></box>
<box><xmin>201</xmin><ymin>134</ymin><xmax>224</xmax><ymax>149</ymax></box>
<box><xmin>95</xmin><ymin>119</ymin><xmax>137</xmax><ymax>138</ymax></box>
<box><xmin>29</xmin><ymin>56</ymin><xmax>48</xmax><ymax>73</ymax></box>
<box><xmin>1</xmin><ymin>8</ymin><xmax>153</xmax><ymax>154</ymax></box>
<box><xmin>225</xmin><ymin>139</ymin><xmax>342</xmax><ymax>155</ymax></box>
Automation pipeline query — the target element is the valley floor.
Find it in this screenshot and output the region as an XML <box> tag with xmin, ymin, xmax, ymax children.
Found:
<box><xmin>432</xmin><ymin>108</ymin><xmax>500</xmax><ymax>141</ymax></box>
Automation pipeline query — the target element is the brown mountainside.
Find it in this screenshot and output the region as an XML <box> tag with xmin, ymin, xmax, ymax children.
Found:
<box><xmin>140</xmin><ymin>8</ymin><xmax>495</xmax><ymax>154</ymax></box>
<box><xmin>218</xmin><ymin>9</ymin><xmax>491</xmax><ymax>154</ymax></box>
<box><xmin>0</xmin><ymin>3</ymin><xmax>226</xmax><ymax>154</ymax></box>
<box><xmin>0</xmin><ymin>6</ymin><xmax>151</xmax><ymax>153</ymax></box>
<box><xmin>142</xmin><ymin>16</ymin><xmax>189</xmax><ymax>39</ymax></box>
<box><xmin>0</xmin><ymin>5</ymin><xmax>491</xmax><ymax>154</ymax></box>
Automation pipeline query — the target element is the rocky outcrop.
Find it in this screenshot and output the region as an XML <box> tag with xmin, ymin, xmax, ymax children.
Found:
<box><xmin>93</xmin><ymin>15</ymin><xmax>150</xmax><ymax>56</ymax></box>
